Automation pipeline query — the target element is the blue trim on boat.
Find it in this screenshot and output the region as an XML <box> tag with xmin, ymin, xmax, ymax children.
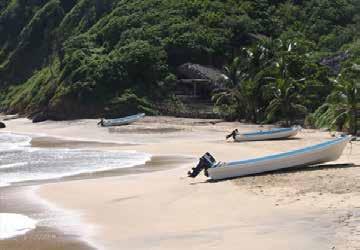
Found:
<box><xmin>108</xmin><ymin>113</ymin><xmax>145</xmax><ymax>123</ymax></box>
<box><xmin>242</xmin><ymin>127</ymin><xmax>294</xmax><ymax>136</ymax></box>
<box><xmin>219</xmin><ymin>136</ymin><xmax>350</xmax><ymax>168</ymax></box>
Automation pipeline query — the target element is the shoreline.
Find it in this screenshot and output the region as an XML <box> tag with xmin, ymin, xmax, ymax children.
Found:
<box><xmin>0</xmin><ymin>125</ymin><xmax>195</xmax><ymax>249</ymax></box>
<box><xmin>0</xmin><ymin>185</ymin><xmax>96</xmax><ymax>250</ymax></box>
<box><xmin>1</xmin><ymin>117</ymin><xmax>359</xmax><ymax>249</ymax></box>
<box><xmin>0</xmin><ymin>139</ymin><xmax>195</xmax><ymax>250</ymax></box>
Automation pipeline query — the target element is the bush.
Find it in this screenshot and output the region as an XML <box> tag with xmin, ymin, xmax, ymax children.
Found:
<box><xmin>104</xmin><ymin>90</ymin><xmax>157</xmax><ymax>118</ymax></box>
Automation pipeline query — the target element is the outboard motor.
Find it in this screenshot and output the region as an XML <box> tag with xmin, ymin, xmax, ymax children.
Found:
<box><xmin>97</xmin><ymin>118</ymin><xmax>105</xmax><ymax>127</ymax></box>
<box><xmin>226</xmin><ymin>129</ymin><xmax>239</xmax><ymax>140</ymax></box>
<box><xmin>188</xmin><ymin>152</ymin><xmax>216</xmax><ymax>178</ymax></box>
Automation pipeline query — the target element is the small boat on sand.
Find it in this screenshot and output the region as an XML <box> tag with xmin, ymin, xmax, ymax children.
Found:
<box><xmin>226</xmin><ymin>126</ymin><xmax>300</xmax><ymax>142</ymax></box>
<box><xmin>98</xmin><ymin>113</ymin><xmax>145</xmax><ymax>127</ymax></box>
<box><xmin>188</xmin><ymin>135</ymin><xmax>352</xmax><ymax>180</ymax></box>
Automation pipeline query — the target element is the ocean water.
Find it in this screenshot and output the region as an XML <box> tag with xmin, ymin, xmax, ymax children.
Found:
<box><xmin>0</xmin><ymin>132</ymin><xmax>151</xmax><ymax>187</ymax></box>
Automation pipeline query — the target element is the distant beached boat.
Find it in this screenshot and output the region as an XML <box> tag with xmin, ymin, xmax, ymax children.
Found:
<box><xmin>189</xmin><ymin>135</ymin><xmax>352</xmax><ymax>180</ymax></box>
<box><xmin>226</xmin><ymin>126</ymin><xmax>300</xmax><ymax>142</ymax></box>
<box><xmin>99</xmin><ymin>113</ymin><xmax>145</xmax><ymax>127</ymax></box>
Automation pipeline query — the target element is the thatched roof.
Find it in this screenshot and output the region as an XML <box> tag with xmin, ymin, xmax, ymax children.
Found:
<box><xmin>177</xmin><ymin>63</ymin><xmax>225</xmax><ymax>85</ymax></box>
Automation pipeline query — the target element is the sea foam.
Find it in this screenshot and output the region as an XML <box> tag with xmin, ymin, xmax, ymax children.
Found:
<box><xmin>0</xmin><ymin>132</ymin><xmax>151</xmax><ymax>186</ymax></box>
<box><xmin>0</xmin><ymin>213</ymin><xmax>37</xmax><ymax>239</ymax></box>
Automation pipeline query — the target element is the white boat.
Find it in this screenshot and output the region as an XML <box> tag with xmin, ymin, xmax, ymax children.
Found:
<box><xmin>99</xmin><ymin>113</ymin><xmax>145</xmax><ymax>127</ymax></box>
<box><xmin>188</xmin><ymin>135</ymin><xmax>352</xmax><ymax>180</ymax></box>
<box><xmin>227</xmin><ymin>126</ymin><xmax>300</xmax><ymax>142</ymax></box>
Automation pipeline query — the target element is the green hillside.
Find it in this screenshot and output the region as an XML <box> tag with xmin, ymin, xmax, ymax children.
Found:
<box><xmin>0</xmin><ymin>0</ymin><xmax>358</xmax><ymax>132</ymax></box>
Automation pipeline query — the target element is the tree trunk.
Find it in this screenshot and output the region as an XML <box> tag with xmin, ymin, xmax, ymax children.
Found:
<box><xmin>350</xmin><ymin>108</ymin><xmax>358</xmax><ymax>135</ymax></box>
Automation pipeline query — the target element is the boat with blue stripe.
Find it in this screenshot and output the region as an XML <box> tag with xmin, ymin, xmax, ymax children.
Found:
<box><xmin>188</xmin><ymin>135</ymin><xmax>352</xmax><ymax>180</ymax></box>
<box><xmin>99</xmin><ymin>113</ymin><xmax>145</xmax><ymax>127</ymax></box>
<box><xmin>227</xmin><ymin>126</ymin><xmax>300</xmax><ymax>142</ymax></box>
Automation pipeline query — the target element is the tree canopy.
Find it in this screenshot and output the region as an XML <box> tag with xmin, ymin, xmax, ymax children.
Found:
<box><xmin>0</xmin><ymin>0</ymin><xmax>359</xmax><ymax>132</ymax></box>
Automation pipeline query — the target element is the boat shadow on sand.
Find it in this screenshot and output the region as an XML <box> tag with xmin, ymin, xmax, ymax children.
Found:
<box><xmin>190</xmin><ymin>163</ymin><xmax>359</xmax><ymax>184</ymax></box>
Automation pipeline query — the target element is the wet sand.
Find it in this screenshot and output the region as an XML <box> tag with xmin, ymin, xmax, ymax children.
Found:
<box><xmin>31</xmin><ymin>136</ymin><xmax>135</xmax><ymax>148</ymax></box>
<box><xmin>0</xmin><ymin>226</ymin><xmax>94</xmax><ymax>250</ymax></box>
<box><xmin>1</xmin><ymin>116</ymin><xmax>360</xmax><ymax>249</ymax></box>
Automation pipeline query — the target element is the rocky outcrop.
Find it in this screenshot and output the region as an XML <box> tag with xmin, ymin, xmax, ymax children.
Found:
<box><xmin>32</xmin><ymin>113</ymin><xmax>49</xmax><ymax>123</ymax></box>
<box><xmin>0</xmin><ymin>122</ymin><xmax>5</xmax><ymax>128</ymax></box>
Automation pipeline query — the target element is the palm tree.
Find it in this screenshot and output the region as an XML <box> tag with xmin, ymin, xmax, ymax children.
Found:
<box><xmin>264</xmin><ymin>54</ymin><xmax>307</xmax><ymax>125</ymax></box>
<box><xmin>212</xmin><ymin>56</ymin><xmax>253</xmax><ymax>120</ymax></box>
<box><xmin>313</xmin><ymin>66</ymin><xmax>359</xmax><ymax>135</ymax></box>
<box><xmin>222</xmin><ymin>56</ymin><xmax>242</xmax><ymax>88</ymax></box>
<box><xmin>213</xmin><ymin>38</ymin><xmax>278</xmax><ymax>122</ymax></box>
<box><xmin>264</xmin><ymin>78</ymin><xmax>307</xmax><ymax>125</ymax></box>
<box><xmin>213</xmin><ymin>78</ymin><xmax>260</xmax><ymax>121</ymax></box>
<box><xmin>212</xmin><ymin>76</ymin><xmax>244</xmax><ymax>120</ymax></box>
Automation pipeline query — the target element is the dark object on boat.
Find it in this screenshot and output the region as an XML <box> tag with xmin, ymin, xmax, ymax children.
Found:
<box><xmin>97</xmin><ymin>118</ymin><xmax>104</xmax><ymax>127</ymax></box>
<box><xmin>32</xmin><ymin>113</ymin><xmax>48</xmax><ymax>123</ymax></box>
<box><xmin>0</xmin><ymin>122</ymin><xmax>5</xmax><ymax>128</ymax></box>
<box><xmin>188</xmin><ymin>152</ymin><xmax>216</xmax><ymax>178</ymax></box>
<box><xmin>226</xmin><ymin>129</ymin><xmax>238</xmax><ymax>140</ymax></box>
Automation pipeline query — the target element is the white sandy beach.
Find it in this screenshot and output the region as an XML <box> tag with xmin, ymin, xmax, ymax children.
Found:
<box><xmin>1</xmin><ymin>116</ymin><xmax>360</xmax><ymax>250</ymax></box>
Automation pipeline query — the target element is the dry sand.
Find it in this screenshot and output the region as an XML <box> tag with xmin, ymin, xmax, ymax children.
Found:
<box><xmin>1</xmin><ymin>116</ymin><xmax>360</xmax><ymax>250</ymax></box>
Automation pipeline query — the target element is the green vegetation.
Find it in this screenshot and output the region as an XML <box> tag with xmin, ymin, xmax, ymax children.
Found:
<box><xmin>313</xmin><ymin>65</ymin><xmax>359</xmax><ymax>134</ymax></box>
<box><xmin>0</xmin><ymin>0</ymin><xmax>359</xmax><ymax>133</ymax></box>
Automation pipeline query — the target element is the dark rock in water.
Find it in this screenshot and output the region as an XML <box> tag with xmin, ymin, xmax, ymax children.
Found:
<box><xmin>32</xmin><ymin>113</ymin><xmax>48</xmax><ymax>123</ymax></box>
<box><xmin>0</xmin><ymin>122</ymin><xmax>5</xmax><ymax>128</ymax></box>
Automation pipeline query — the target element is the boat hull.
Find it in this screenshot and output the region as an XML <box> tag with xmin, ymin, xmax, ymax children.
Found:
<box><xmin>234</xmin><ymin>127</ymin><xmax>300</xmax><ymax>142</ymax></box>
<box><xmin>209</xmin><ymin>136</ymin><xmax>351</xmax><ymax>180</ymax></box>
<box><xmin>102</xmin><ymin>113</ymin><xmax>145</xmax><ymax>127</ymax></box>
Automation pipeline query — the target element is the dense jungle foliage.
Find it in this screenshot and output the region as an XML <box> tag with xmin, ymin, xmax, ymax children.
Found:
<box><xmin>0</xmin><ymin>0</ymin><xmax>358</xmax><ymax>133</ymax></box>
